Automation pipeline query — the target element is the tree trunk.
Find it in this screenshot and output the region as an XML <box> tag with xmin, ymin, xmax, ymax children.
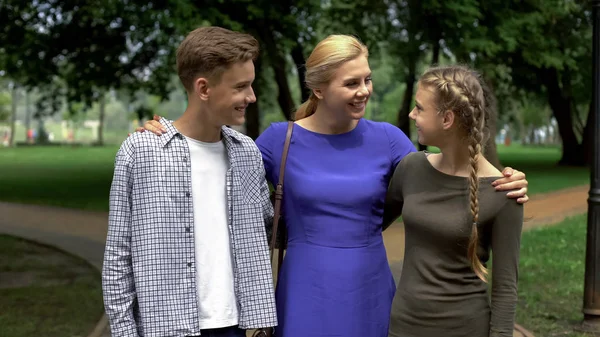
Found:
<box><xmin>97</xmin><ymin>94</ymin><xmax>105</xmax><ymax>146</ymax></box>
<box><xmin>272</xmin><ymin>60</ymin><xmax>295</xmax><ymax>120</ymax></box>
<box><xmin>527</xmin><ymin>126</ymin><xmax>534</xmax><ymax>144</ymax></box>
<box><xmin>543</xmin><ymin>68</ymin><xmax>584</xmax><ymax>166</ymax></box>
<box><xmin>484</xmin><ymin>115</ymin><xmax>502</xmax><ymax>169</ymax></box>
<box><xmin>271</xmin><ymin>60</ymin><xmax>295</xmax><ymax>120</ymax></box>
<box><xmin>245</xmin><ymin>56</ymin><xmax>262</xmax><ymax>140</ymax></box>
<box><xmin>481</xmin><ymin>77</ymin><xmax>501</xmax><ymax>169</ymax></box>
<box><xmin>245</xmin><ymin>101</ymin><xmax>260</xmax><ymax>140</ymax></box>
<box><xmin>9</xmin><ymin>83</ymin><xmax>17</xmax><ymax>147</ymax></box>
<box><xmin>518</xmin><ymin>117</ymin><xmax>526</xmax><ymax>144</ymax></box>
<box><xmin>136</xmin><ymin>110</ymin><xmax>143</xmax><ymax>126</ymax></box>
<box><xmin>397</xmin><ymin>60</ymin><xmax>417</xmax><ymax>142</ymax></box>
<box><xmin>431</xmin><ymin>40</ymin><xmax>441</xmax><ymax>66</ymax></box>
<box><xmin>25</xmin><ymin>90</ymin><xmax>31</xmax><ymax>142</ymax></box>
<box><xmin>291</xmin><ymin>43</ymin><xmax>309</xmax><ymax>103</ymax></box>
<box><xmin>256</xmin><ymin>23</ymin><xmax>295</xmax><ymax>121</ymax></box>
<box><xmin>417</xmin><ymin>40</ymin><xmax>441</xmax><ymax>152</ymax></box>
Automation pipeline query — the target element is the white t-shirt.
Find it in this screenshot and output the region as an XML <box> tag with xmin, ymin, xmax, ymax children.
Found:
<box><xmin>185</xmin><ymin>136</ymin><xmax>238</xmax><ymax>329</ymax></box>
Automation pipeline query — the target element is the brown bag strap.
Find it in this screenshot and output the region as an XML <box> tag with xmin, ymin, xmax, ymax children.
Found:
<box><xmin>269</xmin><ymin>121</ymin><xmax>294</xmax><ymax>274</ymax></box>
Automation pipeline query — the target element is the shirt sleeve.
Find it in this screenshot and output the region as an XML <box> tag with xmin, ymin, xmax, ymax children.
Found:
<box><xmin>252</xmin><ymin>144</ymin><xmax>274</xmax><ymax>241</ymax></box>
<box><xmin>489</xmin><ymin>200</ymin><xmax>524</xmax><ymax>337</ymax></box>
<box><xmin>102</xmin><ymin>141</ymin><xmax>139</xmax><ymax>337</ymax></box>
<box><xmin>383</xmin><ymin>122</ymin><xmax>417</xmax><ymax>167</ymax></box>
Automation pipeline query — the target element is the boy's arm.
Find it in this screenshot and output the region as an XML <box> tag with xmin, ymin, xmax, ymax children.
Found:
<box><xmin>102</xmin><ymin>143</ymin><xmax>139</xmax><ymax>337</ymax></box>
<box><xmin>256</xmin><ymin>146</ymin><xmax>277</xmax><ymax>334</ymax></box>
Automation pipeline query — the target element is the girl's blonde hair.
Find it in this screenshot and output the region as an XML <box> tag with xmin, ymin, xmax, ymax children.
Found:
<box><xmin>419</xmin><ymin>65</ymin><xmax>493</xmax><ymax>282</ymax></box>
<box><xmin>294</xmin><ymin>35</ymin><xmax>369</xmax><ymax>120</ymax></box>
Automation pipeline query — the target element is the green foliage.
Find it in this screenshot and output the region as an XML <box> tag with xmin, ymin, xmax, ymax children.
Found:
<box><xmin>0</xmin><ymin>0</ymin><xmax>594</xmax><ymax>164</ymax></box>
<box><xmin>0</xmin><ymin>0</ymin><xmax>195</xmax><ymax>107</ymax></box>
<box><xmin>320</xmin><ymin>0</ymin><xmax>390</xmax><ymax>52</ymax></box>
<box><xmin>475</xmin><ymin>0</ymin><xmax>591</xmax><ymax>103</ymax></box>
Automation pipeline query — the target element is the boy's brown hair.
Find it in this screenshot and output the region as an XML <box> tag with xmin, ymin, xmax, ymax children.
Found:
<box><xmin>176</xmin><ymin>26</ymin><xmax>259</xmax><ymax>91</ymax></box>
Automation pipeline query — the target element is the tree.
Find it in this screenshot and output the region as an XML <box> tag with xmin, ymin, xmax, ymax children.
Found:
<box><xmin>197</xmin><ymin>0</ymin><xmax>323</xmax><ymax>121</ymax></box>
<box><xmin>0</xmin><ymin>0</ymin><xmax>324</xmax><ymax>131</ymax></box>
<box><xmin>321</xmin><ymin>0</ymin><xmax>421</xmax><ymax>140</ymax></box>
<box><xmin>96</xmin><ymin>93</ymin><xmax>106</xmax><ymax>145</ymax></box>
<box><xmin>0</xmin><ymin>87</ymin><xmax>10</xmax><ymax>123</ymax></box>
<box><xmin>477</xmin><ymin>0</ymin><xmax>592</xmax><ymax>165</ymax></box>
<box><xmin>0</xmin><ymin>81</ymin><xmax>15</xmax><ymax>147</ymax></box>
<box><xmin>0</xmin><ymin>0</ymin><xmax>192</xmax><ymax>109</ymax></box>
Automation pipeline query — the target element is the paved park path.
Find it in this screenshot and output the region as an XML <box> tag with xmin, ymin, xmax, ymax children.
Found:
<box><xmin>0</xmin><ymin>184</ymin><xmax>590</xmax><ymax>337</ymax></box>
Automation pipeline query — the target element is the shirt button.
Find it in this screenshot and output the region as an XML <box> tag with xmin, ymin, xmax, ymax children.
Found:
<box><xmin>187</xmin><ymin>262</ymin><xmax>192</xmax><ymax>267</ymax></box>
<box><xmin>183</xmin><ymin>156</ymin><xmax>188</xmax><ymax>162</ymax></box>
<box><xmin>185</xmin><ymin>192</ymin><xmax>190</xmax><ymax>197</ymax></box>
<box><xmin>185</xmin><ymin>227</ymin><xmax>191</xmax><ymax>233</ymax></box>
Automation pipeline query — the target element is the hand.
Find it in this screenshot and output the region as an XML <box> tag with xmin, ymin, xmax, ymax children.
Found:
<box><xmin>131</xmin><ymin>115</ymin><xmax>165</xmax><ymax>136</ymax></box>
<box><xmin>491</xmin><ymin>167</ymin><xmax>529</xmax><ymax>204</ymax></box>
<box><xmin>252</xmin><ymin>327</ymin><xmax>273</xmax><ymax>337</ymax></box>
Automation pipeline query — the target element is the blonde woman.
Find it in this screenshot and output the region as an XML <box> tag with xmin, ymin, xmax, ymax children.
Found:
<box><xmin>384</xmin><ymin>65</ymin><xmax>523</xmax><ymax>337</ymax></box>
<box><xmin>137</xmin><ymin>34</ymin><xmax>528</xmax><ymax>337</ymax></box>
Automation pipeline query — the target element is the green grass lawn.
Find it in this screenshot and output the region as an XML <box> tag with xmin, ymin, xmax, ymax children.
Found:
<box><xmin>0</xmin><ymin>143</ymin><xmax>590</xmax><ymax>211</ymax></box>
<box><xmin>514</xmin><ymin>214</ymin><xmax>593</xmax><ymax>337</ymax></box>
<box><xmin>0</xmin><ymin>235</ymin><xmax>103</xmax><ymax>337</ymax></box>
<box><xmin>0</xmin><ymin>146</ymin><xmax>118</xmax><ymax>211</ymax></box>
<box><xmin>497</xmin><ymin>145</ymin><xmax>590</xmax><ymax>195</ymax></box>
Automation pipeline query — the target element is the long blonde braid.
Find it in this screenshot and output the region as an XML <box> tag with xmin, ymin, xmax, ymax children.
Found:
<box><xmin>420</xmin><ymin>66</ymin><xmax>488</xmax><ymax>282</ymax></box>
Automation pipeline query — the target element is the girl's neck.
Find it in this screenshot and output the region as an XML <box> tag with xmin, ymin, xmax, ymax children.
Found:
<box><xmin>432</xmin><ymin>142</ymin><xmax>473</xmax><ymax>177</ymax></box>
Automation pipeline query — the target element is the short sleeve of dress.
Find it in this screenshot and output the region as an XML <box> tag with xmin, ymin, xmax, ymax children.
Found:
<box><xmin>255</xmin><ymin>122</ymin><xmax>285</xmax><ymax>185</ymax></box>
<box><xmin>382</xmin><ymin>122</ymin><xmax>417</xmax><ymax>167</ymax></box>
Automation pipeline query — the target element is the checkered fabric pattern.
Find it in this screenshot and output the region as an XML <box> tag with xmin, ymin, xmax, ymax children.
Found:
<box><xmin>102</xmin><ymin>118</ymin><xmax>277</xmax><ymax>337</ymax></box>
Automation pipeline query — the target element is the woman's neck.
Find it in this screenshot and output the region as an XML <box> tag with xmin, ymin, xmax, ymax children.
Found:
<box><xmin>298</xmin><ymin>105</ymin><xmax>359</xmax><ymax>135</ymax></box>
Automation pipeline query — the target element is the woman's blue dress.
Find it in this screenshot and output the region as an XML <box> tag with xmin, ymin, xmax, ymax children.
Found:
<box><xmin>255</xmin><ymin>119</ymin><xmax>415</xmax><ymax>337</ymax></box>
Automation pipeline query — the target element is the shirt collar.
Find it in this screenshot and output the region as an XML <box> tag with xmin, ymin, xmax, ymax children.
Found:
<box><xmin>157</xmin><ymin>117</ymin><xmax>243</xmax><ymax>148</ymax></box>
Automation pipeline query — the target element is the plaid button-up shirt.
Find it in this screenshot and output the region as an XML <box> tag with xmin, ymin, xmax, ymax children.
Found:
<box><xmin>102</xmin><ymin>118</ymin><xmax>277</xmax><ymax>337</ymax></box>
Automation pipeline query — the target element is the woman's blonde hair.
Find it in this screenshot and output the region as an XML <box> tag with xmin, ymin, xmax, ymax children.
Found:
<box><xmin>419</xmin><ymin>65</ymin><xmax>493</xmax><ymax>282</ymax></box>
<box><xmin>294</xmin><ymin>35</ymin><xmax>369</xmax><ymax>120</ymax></box>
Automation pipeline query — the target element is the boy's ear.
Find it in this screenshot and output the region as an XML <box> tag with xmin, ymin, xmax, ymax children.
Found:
<box><xmin>194</xmin><ymin>77</ymin><xmax>210</xmax><ymax>100</ymax></box>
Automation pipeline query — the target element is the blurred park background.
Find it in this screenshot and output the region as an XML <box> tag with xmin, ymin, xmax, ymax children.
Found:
<box><xmin>0</xmin><ymin>0</ymin><xmax>597</xmax><ymax>336</ymax></box>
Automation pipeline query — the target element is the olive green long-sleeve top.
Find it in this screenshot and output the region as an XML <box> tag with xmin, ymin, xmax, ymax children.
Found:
<box><xmin>384</xmin><ymin>152</ymin><xmax>523</xmax><ymax>337</ymax></box>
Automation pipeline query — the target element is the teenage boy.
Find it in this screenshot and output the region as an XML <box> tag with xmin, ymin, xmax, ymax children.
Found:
<box><xmin>102</xmin><ymin>26</ymin><xmax>277</xmax><ymax>337</ymax></box>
